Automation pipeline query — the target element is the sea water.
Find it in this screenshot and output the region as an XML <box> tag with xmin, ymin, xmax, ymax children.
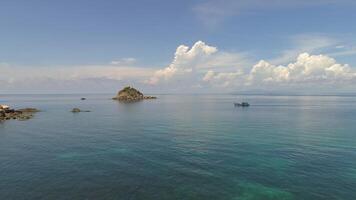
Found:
<box><xmin>0</xmin><ymin>94</ymin><xmax>356</xmax><ymax>199</ymax></box>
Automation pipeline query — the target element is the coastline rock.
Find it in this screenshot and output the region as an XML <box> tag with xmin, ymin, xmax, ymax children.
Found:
<box><xmin>112</xmin><ymin>86</ymin><xmax>157</xmax><ymax>102</ymax></box>
<box><xmin>0</xmin><ymin>110</ymin><xmax>5</xmax><ymax>118</ymax></box>
<box><xmin>0</xmin><ymin>106</ymin><xmax>39</xmax><ymax>121</ymax></box>
<box><xmin>0</xmin><ymin>105</ymin><xmax>10</xmax><ymax>110</ymax></box>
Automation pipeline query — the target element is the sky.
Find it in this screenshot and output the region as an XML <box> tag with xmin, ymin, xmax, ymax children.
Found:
<box><xmin>1</xmin><ymin>0</ymin><xmax>356</xmax><ymax>94</ymax></box>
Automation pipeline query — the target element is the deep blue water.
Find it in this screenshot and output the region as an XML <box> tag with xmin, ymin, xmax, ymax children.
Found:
<box><xmin>1</xmin><ymin>94</ymin><xmax>356</xmax><ymax>200</ymax></box>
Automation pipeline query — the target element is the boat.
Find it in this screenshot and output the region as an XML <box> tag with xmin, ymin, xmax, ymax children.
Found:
<box><xmin>234</xmin><ymin>102</ymin><xmax>250</xmax><ymax>107</ymax></box>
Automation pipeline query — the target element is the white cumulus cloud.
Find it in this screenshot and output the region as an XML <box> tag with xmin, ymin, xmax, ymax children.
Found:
<box><xmin>248</xmin><ymin>53</ymin><xmax>356</xmax><ymax>85</ymax></box>
<box><xmin>147</xmin><ymin>41</ymin><xmax>218</xmax><ymax>85</ymax></box>
<box><xmin>201</xmin><ymin>52</ymin><xmax>356</xmax><ymax>91</ymax></box>
<box><xmin>147</xmin><ymin>40</ymin><xmax>356</xmax><ymax>92</ymax></box>
<box><xmin>147</xmin><ymin>41</ymin><xmax>250</xmax><ymax>85</ymax></box>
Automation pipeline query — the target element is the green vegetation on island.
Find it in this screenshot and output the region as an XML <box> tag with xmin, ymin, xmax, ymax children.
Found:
<box><xmin>112</xmin><ymin>86</ymin><xmax>156</xmax><ymax>102</ymax></box>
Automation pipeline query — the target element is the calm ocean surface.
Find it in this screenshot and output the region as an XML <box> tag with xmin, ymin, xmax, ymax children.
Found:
<box><xmin>0</xmin><ymin>94</ymin><xmax>356</xmax><ymax>200</ymax></box>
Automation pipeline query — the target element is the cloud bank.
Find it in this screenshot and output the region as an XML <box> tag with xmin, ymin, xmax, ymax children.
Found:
<box><xmin>248</xmin><ymin>53</ymin><xmax>355</xmax><ymax>84</ymax></box>
<box><xmin>1</xmin><ymin>40</ymin><xmax>356</xmax><ymax>93</ymax></box>
<box><xmin>0</xmin><ymin>63</ymin><xmax>155</xmax><ymax>93</ymax></box>
<box><xmin>147</xmin><ymin>41</ymin><xmax>356</xmax><ymax>91</ymax></box>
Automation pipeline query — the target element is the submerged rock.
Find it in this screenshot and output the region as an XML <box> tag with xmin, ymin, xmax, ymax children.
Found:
<box><xmin>17</xmin><ymin>108</ymin><xmax>40</xmax><ymax>113</ymax></box>
<box><xmin>71</xmin><ymin>108</ymin><xmax>90</xmax><ymax>113</ymax></box>
<box><xmin>112</xmin><ymin>86</ymin><xmax>157</xmax><ymax>102</ymax></box>
<box><xmin>143</xmin><ymin>96</ymin><xmax>157</xmax><ymax>100</ymax></box>
<box><xmin>234</xmin><ymin>102</ymin><xmax>250</xmax><ymax>107</ymax></box>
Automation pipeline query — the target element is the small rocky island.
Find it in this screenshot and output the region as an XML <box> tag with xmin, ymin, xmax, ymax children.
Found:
<box><xmin>112</xmin><ymin>86</ymin><xmax>157</xmax><ymax>102</ymax></box>
<box><xmin>0</xmin><ymin>105</ymin><xmax>40</xmax><ymax>121</ymax></box>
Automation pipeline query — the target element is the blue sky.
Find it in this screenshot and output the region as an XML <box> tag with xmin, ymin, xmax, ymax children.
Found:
<box><xmin>1</xmin><ymin>0</ymin><xmax>356</xmax><ymax>93</ymax></box>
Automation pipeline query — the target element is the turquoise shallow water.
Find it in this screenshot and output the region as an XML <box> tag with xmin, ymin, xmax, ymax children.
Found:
<box><xmin>1</xmin><ymin>94</ymin><xmax>356</xmax><ymax>200</ymax></box>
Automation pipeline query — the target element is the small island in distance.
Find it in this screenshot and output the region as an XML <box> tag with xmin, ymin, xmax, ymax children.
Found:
<box><xmin>112</xmin><ymin>86</ymin><xmax>157</xmax><ymax>102</ymax></box>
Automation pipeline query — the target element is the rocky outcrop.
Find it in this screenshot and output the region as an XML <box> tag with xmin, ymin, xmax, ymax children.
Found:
<box><xmin>0</xmin><ymin>105</ymin><xmax>9</xmax><ymax>110</ymax></box>
<box><xmin>0</xmin><ymin>106</ymin><xmax>40</xmax><ymax>121</ymax></box>
<box><xmin>71</xmin><ymin>108</ymin><xmax>81</xmax><ymax>113</ymax></box>
<box><xmin>112</xmin><ymin>86</ymin><xmax>157</xmax><ymax>102</ymax></box>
